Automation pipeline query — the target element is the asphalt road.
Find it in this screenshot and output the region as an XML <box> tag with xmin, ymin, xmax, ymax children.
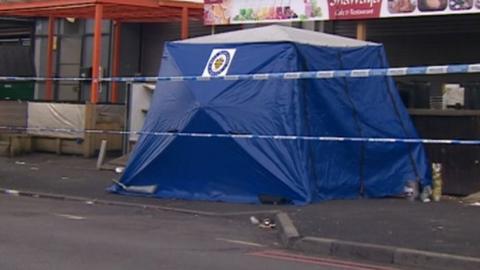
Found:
<box><xmin>0</xmin><ymin>195</ymin><xmax>397</xmax><ymax>270</ymax></box>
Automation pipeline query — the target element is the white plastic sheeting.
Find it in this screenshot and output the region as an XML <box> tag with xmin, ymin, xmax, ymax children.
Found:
<box><xmin>27</xmin><ymin>102</ymin><xmax>85</xmax><ymax>139</ymax></box>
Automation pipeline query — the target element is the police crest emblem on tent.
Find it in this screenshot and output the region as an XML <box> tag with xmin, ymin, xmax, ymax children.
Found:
<box><xmin>203</xmin><ymin>49</ymin><xmax>236</xmax><ymax>77</ymax></box>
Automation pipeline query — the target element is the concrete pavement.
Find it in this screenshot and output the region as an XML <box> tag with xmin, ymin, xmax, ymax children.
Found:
<box><xmin>287</xmin><ymin>198</ymin><xmax>480</xmax><ymax>258</ymax></box>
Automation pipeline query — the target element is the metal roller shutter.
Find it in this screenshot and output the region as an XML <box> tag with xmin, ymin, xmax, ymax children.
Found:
<box><xmin>0</xmin><ymin>18</ymin><xmax>33</xmax><ymax>42</ymax></box>
<box><xmin>332</xmin><ymin>14</ymin><xmax>480</xmax><ymax>66</ymax></box>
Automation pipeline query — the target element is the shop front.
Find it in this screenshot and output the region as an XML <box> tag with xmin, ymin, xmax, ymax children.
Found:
<box><xmin>332</xmin><ymin>14</ymin><xmax>480</xmax><ymax>196</ymax></box>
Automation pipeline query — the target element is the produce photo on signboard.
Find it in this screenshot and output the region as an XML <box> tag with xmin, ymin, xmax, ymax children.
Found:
<box><xmin>204</xmin><ymin>0</ymin><xmax>231</xmax><ymax>25</ymax></box>
<box><xmin>418</xmin><ymin>0</ymin><xmax>448</xmax><ymax>11</ymax></box>
<box><xmin>449</xmin><ymin>0</ymin><xmax>473</xmax><ymax>10</ymax></box>
<box><xmin>388</xmin><ymin>0</ymin><xmax>417</xmax><ymax>13</ymax></box>
<box><xmin>204</xmin><ymin>0</ymin><xmax>324</xmax><ymax>25</ymax></box>
<box><xmin>231</xmin><ymin>0</ymin><xmax>323</xmax><ymax>23</ymax></box>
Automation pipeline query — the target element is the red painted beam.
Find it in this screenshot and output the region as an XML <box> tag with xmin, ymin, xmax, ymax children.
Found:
<box><xmin>111</xmin><ymin>11</ymin><xmax>181</xmax><ymax>19</ymax></box>
<box><xmin>181</xmin><ymin>7</ymin><xmax>189</xmax><ymax>40</ymax></box>
<box><xmin>0</xmin><ymin>5</ymin><xmax>95</xmax><ymax>18</ymax></box>
<box><xmin>46</xmin><ymin>16</ymin><xmax>55</xmax><ymax>101</ymax></box>
<box><xmin>0</xmin><ymin>0</ymin><xmax>94</xmax><ymax>12</ymax></box>
<box><xmin>8</xmin><ymin>9</ymin><xmax>94</xmax><ymax>18</ymax></box>
<box><xmin>0</xmin><ymin>0</ymin><xmax>203</xmax><ymax>19</ymax></box>
<box><xmin>158</xmin><ymin>0</ymin><xmax>203</xmax><ymax>9</ymax></box>
<box><xmin>91</xmin><ymin>3</ymin><xmax>103</xmax><ymax>104</ymax></box>
<box><xmin>98</xmin><ymin>0</ymin><xmax>158</xmax><ymax>8</ymax></box>
<box><xmin>111</xmin><ymin>20</ymin><xmax>121</xmax><ymax>103</ymax></box>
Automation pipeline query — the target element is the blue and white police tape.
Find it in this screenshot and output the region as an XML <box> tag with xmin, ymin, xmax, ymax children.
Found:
<box><xmin>1</xmin><ymin>63</ymin><xmax>479</xmax><ymax>83</ymax></box>
<box><xmin>2</xmin><ymin>126</ymin><xmax>480</xmax><ymax>145</ymax></box>
<box><xmin>0</xmin><ymin>77</ymin><xmax>89</xmax><ymax>82</ymax></box>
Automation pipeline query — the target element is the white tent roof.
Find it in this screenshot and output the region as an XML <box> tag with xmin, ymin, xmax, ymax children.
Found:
<box><xmin>176</xmin><ymin>25</ymin><xmax>378</xmax><ymax>47</ymax></box>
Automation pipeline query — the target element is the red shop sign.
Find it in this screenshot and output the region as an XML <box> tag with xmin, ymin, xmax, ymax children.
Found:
<box><xmin>328</xmin><ymin>0</ymin><xmax>382</xmax><ymax>20</ymax></box>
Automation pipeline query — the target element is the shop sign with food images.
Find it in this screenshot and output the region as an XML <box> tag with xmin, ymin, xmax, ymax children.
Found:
<box><xmin>204</xmin><ymin>0</ymin><xmax>480</xmax><ymax>25</ymax></box>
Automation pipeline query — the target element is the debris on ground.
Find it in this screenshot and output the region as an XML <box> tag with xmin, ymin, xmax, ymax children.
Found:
<box><xmin>15</xmin><ymin>161</ymin><xmax>26</xmax><ymax>165</ymax></box>
<box><xmin>30</xmin><ymin>167</ymin><xmax>39</xmax><ymax>171</ymax></box>
<box><xmin>432</xmin><ymin>163</ymin><xmax>443</xmax><ymax>202</ymax></box>
<box><xmin>464</xmin><ymin>191</ymin><xmax>480</xmax><ymax>204</ymax></box>
<box><xmin>61</xmin><ymin>176</ymin><xmax>70</xmax><ymax>180</ymax></box>
<box><xmin>100</xmin><ymin>154</ymin><xmax>130</xmax><ymax>171</ymax></box>
<box><xmin>420</xmin><ymin>186</ymin><xmax>432</xmax><ymax>203</ymax></box>
<box><xmin>259</xmin><ymin>218</ymin><xmax>276</xmax><ymax>229</ymax></box>
<box><xmin>115</xmin><ymin>167</ymin><xmax>125</xmax><ymax>174</ymax></box>
<box><xmin>404</xmin><ymin>180</ymin><xmax>419</xmax><ymax>201</ymax></box>
<box><xmin>250</xmin><ymin>216</ymin><xmax>276</xmax><ymax>229</ymax></box>
<box><xmin>250</xmin><ymin>216</ymin><xmax>259</xmax><ymax>225</ymax></box>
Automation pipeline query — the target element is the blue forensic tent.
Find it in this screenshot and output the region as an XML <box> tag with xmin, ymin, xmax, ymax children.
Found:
<box><xmin>110</xmin><ymin>25</ymin><xmax>431</xmax><ymax>205</ymax></box>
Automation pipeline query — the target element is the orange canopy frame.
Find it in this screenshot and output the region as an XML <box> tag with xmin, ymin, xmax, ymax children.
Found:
<box><xmin>0</xmin><ymin>0</ymin><xmax>203</xmax><ymax>103</ymax></box>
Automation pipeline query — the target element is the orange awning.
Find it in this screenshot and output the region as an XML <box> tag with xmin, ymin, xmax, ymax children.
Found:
<box><xmin>0</xmin><ymin>0</ymin><xmax>203</xmax><ymax>22</ymax></box>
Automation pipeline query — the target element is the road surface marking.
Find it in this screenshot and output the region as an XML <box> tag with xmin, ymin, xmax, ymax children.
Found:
<box><xmin>249</xmin><ymin>250</ymin><xmax>397</xmax><ymax>270</ymax></box>
<box><xmin>54</xmin><ymin>214</ymin><xmax>86</xmax><ymax>220</ymax></box>
<box><xmin>216</xmin><ymin>238</ymin><xmax>265</xmax><ymax>247</ymax></box>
